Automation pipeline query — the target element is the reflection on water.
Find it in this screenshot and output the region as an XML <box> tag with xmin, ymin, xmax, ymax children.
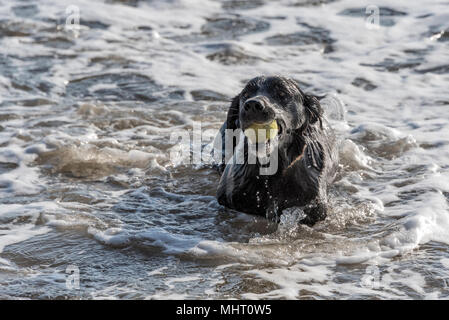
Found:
<box><xmin>1</xmin><ymin>0</ymin><xmax>449</xmax><ymax>299</ymax></box>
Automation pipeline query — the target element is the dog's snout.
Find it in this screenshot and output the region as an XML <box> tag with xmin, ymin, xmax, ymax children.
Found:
<box><xmin>240</xmin><ymin>97</ymin><xmax>275</xmax><ymax>128</ymax></box>
<box><xmin>244</xmin><ymin>100</ymin><xmax>265</xmax><ymax>112</ymax></box>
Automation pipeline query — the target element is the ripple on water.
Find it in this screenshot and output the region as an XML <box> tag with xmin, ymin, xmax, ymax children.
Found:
<box><xmin>66</xmin><ymin>73</ymin><xmax>162</xmax><ymax>102</ymax></box>
<box><xmin>265</xmin><ymin>21</ymin><xmax>336</xmax><ymax>53</ymax></box>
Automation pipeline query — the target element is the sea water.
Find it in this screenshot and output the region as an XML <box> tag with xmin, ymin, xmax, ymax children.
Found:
<box><xmin>0</xmin><ymin>0</ymin><xmax>449</xmax><ymax>299</ymax></box>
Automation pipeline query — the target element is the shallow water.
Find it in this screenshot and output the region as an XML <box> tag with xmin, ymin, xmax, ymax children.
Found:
<box><xmin>1</xmin><ymin>0</ymin><xmax>449</xmax><ymax>299</ymax></box>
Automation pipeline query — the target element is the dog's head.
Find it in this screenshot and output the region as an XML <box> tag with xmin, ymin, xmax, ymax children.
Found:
<box><xmin>226</xmin><ymin>76</ymin><xmax>323</xmax><ymax>154</ymax></box>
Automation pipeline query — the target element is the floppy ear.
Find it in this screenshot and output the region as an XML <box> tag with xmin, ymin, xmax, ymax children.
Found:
<box><xmin>226</xmin><ymin>94</ymin><xmax>240</xmax><ymax>130</ymax></box>
<box><xmin>291</xmin><ymin>81</ymin><xmax>323</xmax><ymax>128</ymax></box>
<box><xmin>303</xmin><ymin>93</ymin><xmax>323</xmax><ymax>127</ymax></box>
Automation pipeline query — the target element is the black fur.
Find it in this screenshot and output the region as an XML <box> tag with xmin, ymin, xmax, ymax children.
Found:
<box><xmin>216</xmin><ymin>76</ymin><xmax>338</xmax><ymax>226</ymax></box>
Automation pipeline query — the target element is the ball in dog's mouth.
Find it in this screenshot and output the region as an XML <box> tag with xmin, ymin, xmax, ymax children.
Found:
<box><xmin>243</xmin><ymin>120</ymin><xmax>279</xmax><ymax>144</ymax></box>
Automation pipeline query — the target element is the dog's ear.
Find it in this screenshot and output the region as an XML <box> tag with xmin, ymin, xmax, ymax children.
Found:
<box><xmin>226</xmin><ymin>94</ymin><xmax>240</xmax><ymax>130</ymax></box>
<box><xmin>291</xmin><ymin>80</ymin><xmax>323</xmax><ymax>127</ymax></box>
<box><xmin>303</xmin><ymin>93</ymin><xmax>323</xmax><ymax>126</ymax></box>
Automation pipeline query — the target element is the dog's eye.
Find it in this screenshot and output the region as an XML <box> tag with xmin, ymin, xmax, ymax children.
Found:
<box><xmin>278</xmin><ymin>90</ymin><xmax>289</xmax><ymax>102</ymax></box>
<box><xmin>240</xmin><ymin>91</ymin><xmax>249</xmax><ymax>101</ymax></box>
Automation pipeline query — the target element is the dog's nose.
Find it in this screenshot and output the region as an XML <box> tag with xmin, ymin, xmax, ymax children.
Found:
<box><xmin>244</xmin><ymin>100</ymin><xmax>265</xmax><ymax>112</ymax></box>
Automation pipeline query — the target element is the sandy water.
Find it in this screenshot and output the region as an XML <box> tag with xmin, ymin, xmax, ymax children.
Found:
<box><xmin>1</xmin><ymin>0</ymin><xmax>449</xmax><ymax>299</ymax></box>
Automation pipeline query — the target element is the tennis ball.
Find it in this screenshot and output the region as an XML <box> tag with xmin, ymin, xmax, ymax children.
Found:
<box><xmin>244</xmin><ymin>120</ymin><xmax>278</xmax><ymax>144</ymax></box>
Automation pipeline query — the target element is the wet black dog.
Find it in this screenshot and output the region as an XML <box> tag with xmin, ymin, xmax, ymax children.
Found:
<box><xmin>215</xmin><ymin>76</ymin><xmax>338</xmax><ymax>226</ymax></box>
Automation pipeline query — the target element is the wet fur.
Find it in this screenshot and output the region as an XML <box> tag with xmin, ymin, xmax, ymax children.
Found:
<box><xmin>215</xmin><ymin>76</ymin><xmax>338</xmax><ymax>226</ymax></box>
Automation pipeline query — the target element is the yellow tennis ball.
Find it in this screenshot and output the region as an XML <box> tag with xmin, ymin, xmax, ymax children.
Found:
<box><xmin>244</xmin><ymin>120</ymin><xmax>278</xmax><ymax>143</ymax></box>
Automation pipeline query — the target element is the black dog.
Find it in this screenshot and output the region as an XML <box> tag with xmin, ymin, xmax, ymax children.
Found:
<box><xmin>215</xmin><ymin>76</ymin><xmax>338</xmax><ymax>226</ymax></box>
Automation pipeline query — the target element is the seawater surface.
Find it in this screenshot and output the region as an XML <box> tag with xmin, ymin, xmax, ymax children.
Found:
<box><xmin>1</xmin><ymin>0</ymin><xmax>449</xmax><ymax>299</ymax></box>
